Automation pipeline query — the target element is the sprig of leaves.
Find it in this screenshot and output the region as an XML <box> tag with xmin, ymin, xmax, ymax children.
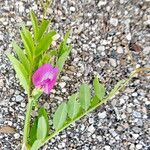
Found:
<box><xmin>30</xmin><ymin>69</ymin><xmax>141</xmax><ymax>150</ymax></box>
<box><xmin>29</xmin><ymin>77</ymin><xmax>106</xmax><ymax>149</ymax></box>
<box><xmin>7</xmin><ymin>11</ymin><xmax>71</xmax><ymax>94</ymax></box>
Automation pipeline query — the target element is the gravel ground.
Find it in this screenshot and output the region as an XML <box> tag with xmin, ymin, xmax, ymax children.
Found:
<box><xmin>0</xmin><ymin>0</ymin><xmax>150</xmax><ymax>150</ymax></box>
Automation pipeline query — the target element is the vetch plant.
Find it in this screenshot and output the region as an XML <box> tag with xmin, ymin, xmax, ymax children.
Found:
<box><xmin>7</xmin><ymin>11</ymin><xmax>150</xmax><ymax>150</ymax></box>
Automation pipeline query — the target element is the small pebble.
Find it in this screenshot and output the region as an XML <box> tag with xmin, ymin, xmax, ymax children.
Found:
<box><xmin>98</xmin><ymin>111</ymin><xmax>107</xmax><ymax>119</ymax></box>
<box><xmin>110</xmin><ymin>18</ymin><xmax>118</xmax><ymax>26</ymax></box>
<box><xmin>70</xmin><ymin>6</ymin><xmax>76</xmax><ymax>12</ymax></box>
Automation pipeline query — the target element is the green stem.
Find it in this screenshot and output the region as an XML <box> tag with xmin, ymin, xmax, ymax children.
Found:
<box><xmin>40</xmin><ymin>67</ymin><xmax>149</xmax><ymax>147</ymax></box>
<box><xmin>22</xmin><ymin>97</ymin><xmax>33</xmax><ymax>149</ymax></box>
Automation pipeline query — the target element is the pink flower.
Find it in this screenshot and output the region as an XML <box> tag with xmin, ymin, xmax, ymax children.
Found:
<box><xmin>32</xmin><ymin>64</ymin><xmax>59</xmax><ymax>94</ymax></box>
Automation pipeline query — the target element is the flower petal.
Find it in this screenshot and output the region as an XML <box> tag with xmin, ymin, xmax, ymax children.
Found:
<box><xmin>43</xmin><ymin>79</ymin><xmax>56</xmax><ymax>94</ymax></box>
<box><xmin>32</xmin><ymin>64</ymin><xmax>59</xmax><ymax>94</ymax></box>
<box><xmin>32</xmin><ymin>64</ymin><xmax>53</xmax><ymax>86</ymax></box>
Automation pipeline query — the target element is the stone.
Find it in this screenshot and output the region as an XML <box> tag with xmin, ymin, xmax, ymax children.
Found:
<box><xmin>87</xmin><ymin>125</ymin><xmax>95</xmax><ymax>133</ymax></box>
<box><xmin>136</xmin><ymin>144</ymin><xmax>143</xmax><ymax>149</ymax></box>
<box><xmin>132</xmin><ymin>127</ymin><xmax>141</xmax><ymax>133</ymax></box>
<box><xmin>132</xmin><ymin>92</ymin><xmax>138</xmax><ymax>97</ymax></box>
<box><xmin>70</xmin><ymin>6</ymin><xmax>76</xmax><ymax>12</ymax></box>
<box><xmin>0</xmin><ymin>79</ymin><xmax>4</xmax><ymax>87</ymax></box>
<box><xmin>80</xmin><ymin>124</ymin><xmax>85</xmax><ymax>131</ymax></box>
<box><xmin>97</xmin><ymin>135</ymin><xmax>102</xmax><ymax>142</ymax></box>
<box><xmin>132</xmin><ymin>133</ymin><xmax>139</xmax><ymax>139</ymax></box>
<box><xmin>110</xmin><ymin>18</ymin><xmax>118</xmax><ymax>26</ymax></box>
<box><xmin>53</xmin><ymin>34</ymin><xmax>60</xmax><ymax>40</ymax></box>
<box><xmin>117</xmin><ymin>46</ymin><xmax>123</xmax><ymax>53</ymax></box>
<box><xmin>98</xmin><ymin>111</ymin><xmax>107</xmax><ymax>119</ymax></box>
<box><xmin>109</xmin><ymin>58</ymin><xmax>117</xmax><ymax>67</ymax></box>
<box><xmin>16</xmin><ymin>95</ymin><xmax>23</xmax><ymax>102</ymax></box>
<box><xmin>126</xmin><ymin>33</ymin><xmax>132</xmax><ymax>41</ymax></box>
<box><xmin>14</xmin><ymin>133</ymin><xmax>20</xmax><ymax>139</ymax></box>
<box><xmin>20</xmin><ymin>102</ymin><xmax>26</xmax><ymax>108</ymax></box>
<box><xmin>0</xmin><ymin>34</ymin><xmax>4</xmax><ymax>41</ymax></box>
<box><xmin>143</xmin><ymin>46</ymin><xmax>150</xmax><ymax>55</ymax></box>
<box><xmin>133</xmin><ymin>111</ymin><xmax>141</xmax><ymax>118</ymax></box>
<box><xmin>98</xmin><ymin>1</ymin><xmax>107</xmax><ymax>7</ymax></box>
<box><xmin>109</xmin><ymin>129</ymin><xmax>117</xmax><ymax>137</ymax></box>
<box><xmin>59</xmin><ymin>82</ymin><xmax>66</xmax><ymax>88</ymax></box>
<box><xmin>97</xmin><ymin>46</ymin><xmax>105</xmax><ymax>51</ymax></box>
<box><xmin>104</xmin><ymin>145</ymin><xmax>111</xmax><ymax>150</ymax></box>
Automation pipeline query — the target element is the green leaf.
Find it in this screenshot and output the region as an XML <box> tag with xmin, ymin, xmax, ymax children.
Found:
<box><xmin>7</xmin><ymin>54</ymin><xmax>30</xmax><ymax>93</ymax></box>
<box><xmin>35</xmin><ymin>31</ymin><xmax>56</xmax><ymax>57</ymax></box>
<box><xmin>49</xmin><ymin>50</ymin><xmax>58</xmax><ymax>57</ymax></box>
<box><xmin>56</xmin><ymin>47</ymin><xmax>71</xmax><ymax>72</ymax></box>
<box><xmin>30</xmin><ymin>11</ymin><xmax>39</xmax><ymax>41</ymax></box>
<box><xmin>90</xmin><ymin>96</ymin><xmax>99</xmax><ymax>107</ymax></box>
<box><xmin>29</xmin><ymin>118</ymin><xmax>38</xmax><ymax>145</ymax></box>
<box><xmin>21</xmin><ymin>25</ymin><xmax>35</xmax><ymax>56</ymax></box>
<box><xmin>31</xmin><ymin>139</ymin><xmax>42</xmax><ymax>150</ymax></box>
<box><xmin>12</xmin><ymin>42</ymin><xmax>31</xmax><ymax>73</ymax></box>
<box><xmin>38</xmin><ymin>107</ymin><xmax>49</xmax><ymax>135</ymax></box>
<box><xmin>37</xmin><ymin>116</ymin><xmax>47</xmax><ymax>140</ymax></box>
<box><xmin>20</xmin><ymin>31</ymin><xmax>32</xmax><ymax>61</ymax></box>
<box><xmin>93</xmin><ymin>77</ymin><xmax>105</xmax><ymax>100</ymax></box>
<box><xmin>53</xmin><ymin>102</ymin><xmax>67</xmax><ymax>130</ymax></box>
<box><xmin>38</xmin><ymin>53</ymin><xmax>50</xmax><ymax>67</ymax></box>
<box><xmin>37</xmin><ymin>19</ymin><xmax>50</xmax><ymax>40</ymax></box>
<box><xmin>108</xmin><ymin>79</ymin><xmax>126</xmax><ymax>98</ymax></box>
<box><xmin>79</xmin><ymin>83</ymin><xmax>91</xmax><ymax>111</ymax></box>
<box><xmin>59</xmin><ymin>30</ymin><xmax>70</xmax><ymax>56</ymax></box>
<box><xmin>67</xmin><ymin>93</ymin><xmax>80</xmax><ymax>119</ymax></box>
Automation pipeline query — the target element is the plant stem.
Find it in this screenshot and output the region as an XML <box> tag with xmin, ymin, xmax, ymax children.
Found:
<box><xmin>22</xmin><ymin>97</ymin><xmax>33</xmax><ymax>149</ymax></box>
<box><xmin>41</xmin><ymin>67</ymin><xmax>149</xmax><ymax>147</ymax></box>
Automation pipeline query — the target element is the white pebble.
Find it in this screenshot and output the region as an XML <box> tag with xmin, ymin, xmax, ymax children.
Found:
<box><xmin>0</xmin><ymin>34</ymin><xmax>4</xmax><ymax>41</ymax></box>
<box><xmin>87</xmin><ymin>125</ymin><xmax>95</xmax><ymax>133</ymax></box>
<box><xmin>132</xmin><ymin>133</ymin><xmax>139</xmax><ymax>139</ymax></box>
<box><xmin>143</xmin><ymin>46</ymin><xmax>150</xmax><ymax>55</ymax></box>
<box><xmin>104</xmin><ymin>145</ymin><xmax>111</xmax><ymax>150</ymax></box>
<box><xmin>14</xmin><ymin>133</ymin><xmax>20</xmax><ymax>139</ymax></box>
<box><xmin>70</xmin><ymin>6</ymin><xmax>76</xmax><ymax>12</ymax></box>
<box><xmin>59</xmin><ymin>82</ymin><xmax>66</xmax><ymax>88</ymax></box>
<box><xmin>53</xmin><ymin>34</ymin><xmax>60</xmax><ymax>41</ymax></box>
<box><xmin>98</xmin><ymin>111</ymin><xmax>106</xmax><ymax>119</ymax></box>
<box><xmin>110</xmin><ymin>18</ymin><xmax>118</xmax><ymax>26</ymax></box>
<box><xmin>132</xmin><ymin>92</ymin><xmax>138</xmax><ymax>97</ymax></box>
<box><xmin>97</xmin><ymin>46</ymin><xmax>105</xmax><ymax>51</ymax></box>
<box><xmin>126</xmin><ymin>33</ymin><xmax>132</xmax><ymax>41</ymax></box>
<box><xmin>109</xmin><ymin>58</ymin><xmax>117</xmax><ymax>67</ymax></box>
<box><xmin>136</xmin><ymin>144</ymin><xmax>143</xmax><ymax>149</ymax></box>
<box><xmin>21</xmin><ymin>102</ymin><xmax>26</xmax><ymax>108</ymax></box>
<box><xmin>117</xmin><ymin>46</ymin><xmax>123</xmax><ymax>53</ymax></box>
<box><xmin>98</xmin><ymin>0</ymin><xmax>107</xmax><ymax>7</ymax></box>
